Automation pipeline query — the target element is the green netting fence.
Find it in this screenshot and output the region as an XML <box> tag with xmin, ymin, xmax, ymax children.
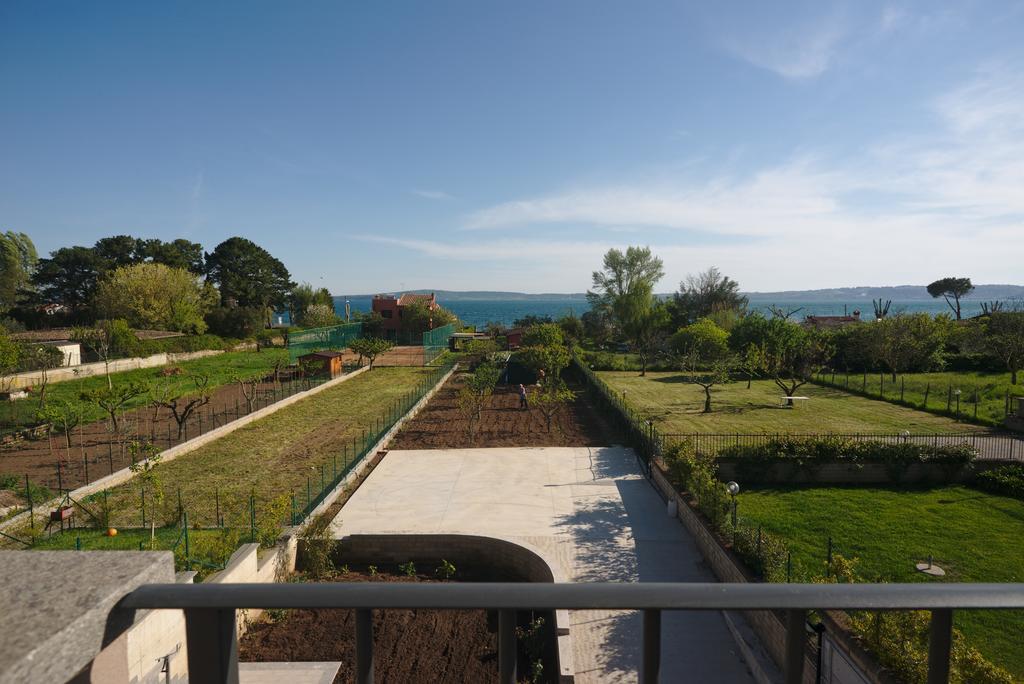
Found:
<box><xmin>422</xmin><ymin>323</ymin><xmax>455</xmax><ymax>364</ymax></box>
<box><xmin>288</xmin><ymin>323</ymin><xmax>363</xmax><ymax>363</ymax></box>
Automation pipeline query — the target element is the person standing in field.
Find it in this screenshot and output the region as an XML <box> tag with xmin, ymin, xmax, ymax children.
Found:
<box><xmin>518</xmin><ymin>383</ymin><xmax>529</xmax><ymax>409</ymax></box>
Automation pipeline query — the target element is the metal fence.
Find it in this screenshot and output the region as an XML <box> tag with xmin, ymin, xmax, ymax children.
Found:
<box><xmin>120</xmin><ymin>581</ymin><xmax>1024</xmax><ymax>684</ymax></box>
<box><xmin>661</xmin><ymin>432</ymin><xmax>1024</xmax><ymax>461</ymax></box>
<box><xmin>287</xmin><ymin>322</ymin><xmax>363</xmax><ymax>363</ymax></box>
<box><xmin>422</xmin><ymin>323</ymin><xmax>455</xmax><ymax>364</ymax></box>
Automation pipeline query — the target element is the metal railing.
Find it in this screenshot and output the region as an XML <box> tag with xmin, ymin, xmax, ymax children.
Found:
<box><xmin>118</xmin><ymin>581</ymin><xmax>1024</xmax><ymax>684</ymax></box>
<box><xmin>661</xmin><ymin>432</ymin><xmax>1024</xmax><ymax>461</ymax></box>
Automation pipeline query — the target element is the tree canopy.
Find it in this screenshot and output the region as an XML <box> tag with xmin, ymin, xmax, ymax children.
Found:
<box><xmin>205</xmin><ymin>237</ymin><xmax>294</xmax><ymax>310</ymax></box>
<box><xmin>94</xmin><ymin>263</ymin><xmax>214</xmax><ymax>333</ymax></box>
<box><xmin>926</xmin><ymin>277</ymin><xmax>974</xmax><ymax>320</ymax></box>
<box><xmin>0</xmin><ymin>231</ymin><xmax>37</xmax><ymax>312</ymax></box>
<box><xmin>668</xmin><ymin>267</ymin><xmax>747</xmax><ymax>327</ymax></box>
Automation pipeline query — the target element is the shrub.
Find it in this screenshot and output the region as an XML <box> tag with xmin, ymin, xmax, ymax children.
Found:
<box><xmin>717</xmin><ymin>437</ymin><xmax>976</xmax><ymax>465</ymax></box>
<box><xmin>205</xmin><ymin>305</ymin><xmax>267</xmax><ymax>339</ymax></box>
<box><xmin>974</xmin><ymin>464</ymin><xmax>1024</xmax><ymax>500</ymax></box>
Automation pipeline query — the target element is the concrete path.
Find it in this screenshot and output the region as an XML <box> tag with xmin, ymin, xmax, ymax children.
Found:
<box><xmin>330</xmin><ymin>446</ymin><xmax>756</xmax><ymax>683</ymax></box>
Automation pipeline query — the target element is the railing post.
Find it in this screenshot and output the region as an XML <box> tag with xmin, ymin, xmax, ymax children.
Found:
<box><xmin>499</xmin><ymin>609</ymin><xmax>517</xmax><ymax>684</ymax></box>
<box><xmin>927</xmin><ymin>609</ymin><xmax>953</xmax><ymax>684</ymax></box>
<box><xmin>184</xmin><ymin>608</ymin><xmax>239</xmax><ymax>684</ymax></box>
<box><xmin>642</xmin><ymin>608</ymin><xmax>661</xmax><ymax>684</ymax></box>
<box><xmin>356</xmin><ymin>608</ymin><xmax>374</xmax><ymax>684</ymax></box>
<box><xmin>784</xmin><ymin>609</ymin><xmax>805</xmax><ymax>684</ymax></box>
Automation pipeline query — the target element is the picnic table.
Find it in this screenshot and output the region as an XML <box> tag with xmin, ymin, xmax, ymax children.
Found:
<box><xmin>780</xmin><ymin>396</ymin><xmax>809</xmax><ymax>407</ymax></box>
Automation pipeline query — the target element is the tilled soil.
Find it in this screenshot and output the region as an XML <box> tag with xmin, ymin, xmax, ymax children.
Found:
<box><xmin>390</xmin><ymin>372</ymin><xmax>622</xmax><ymax>449</ymax></box>
<box><xmin>240</xmin><ymin>571</ymin><xmax>500</xmax><ymax>684</ymax></box>
<box><xmin>0</xmin><ymin>374</ymin><xmax>321</xmax><ymax>492</ymax></box>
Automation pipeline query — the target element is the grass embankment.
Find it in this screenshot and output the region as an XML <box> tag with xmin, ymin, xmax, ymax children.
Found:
<box><xmin>1</xmin><ymin>349</ymin><xmax>289</xmax><ymax>426</ymax></box>
<box><xmin>98</xmin><ymin>366</ymin><xmax>435</xmax><ymax>528</ymax></box>
<box><xmin>739</xmin><ymin>485</ymin><xmax>1024</xmax><ymax>677</ymax></box>
<box><xmin>815</xmin><ymin>370</ymin><xmax>1020</xmax><ymax>427</ymax></box>
<box><xmin>597</xmin><ymin>373</ymin><xmax>985</xmax><ymax>434</ymax></box>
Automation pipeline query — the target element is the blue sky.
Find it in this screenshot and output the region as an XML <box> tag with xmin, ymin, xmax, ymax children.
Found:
<box><xmin>2</xmin><ymin>1</ymin><xmax>1023</xmax><ymax>294</ymax></box>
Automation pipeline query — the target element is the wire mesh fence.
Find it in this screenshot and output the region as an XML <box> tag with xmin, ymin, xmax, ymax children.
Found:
<box><xmin>422</xmin><ymin>323</ymin><xmax>455</xmax><ymax>364</ymax></box>
<box><xmin>287</xmin><ymin>322</ymin><xmax>363</xmax><ymax>363</ymax></box>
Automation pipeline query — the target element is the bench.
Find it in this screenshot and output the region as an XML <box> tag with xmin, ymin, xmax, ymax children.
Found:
<box><xmin>780</xmin><ymin>396</ymin><xmax>810</xmax><ymax>407</ymax></box>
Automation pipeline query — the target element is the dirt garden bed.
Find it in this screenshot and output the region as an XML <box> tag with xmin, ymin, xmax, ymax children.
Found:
<box><xmin>390</xmin><ymin>371</ymin><xmax>623</xmax><ymax>449</ymax></box>
<box><xmin>240</xmin><ymin>564</ymin><xmax>556</xmax><ymax>684</ymax></box>
<box><xmin>0</xmin><ymin>371</ymin><xmax>333</xmax><ymax>494</ymax></box>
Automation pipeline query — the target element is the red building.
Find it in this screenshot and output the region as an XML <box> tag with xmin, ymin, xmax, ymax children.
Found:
<box><xmin>371</xmin><ymin>293</ymin><xmax>439</xmax><ymax>338</ymax></box>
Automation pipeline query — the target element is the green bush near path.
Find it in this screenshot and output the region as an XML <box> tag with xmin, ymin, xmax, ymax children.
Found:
<box><xmin>597</xmin><ymin>372</ymin><xmax>986</xmax><ymax>434</ymax></box>
<box><xmin>738</xmin><ymin>485</ymin><xmax>1024</xmax><ymax>678</ymax></box>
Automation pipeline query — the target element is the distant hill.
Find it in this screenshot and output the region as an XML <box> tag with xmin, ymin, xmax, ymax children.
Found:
<box><xmin>742</xmin><ymin>285</ymin><xmax>1024</xmax><ymax>302</ymax></box>
<box><xmin>343</xmin><ymin>290</ymin><xmax>589</xmax><ymax>301</ymax></box>
<box><xmin>340</xmin><ymin>285</ymin><xmax>1024</xmax><ymax>302</ymax></box>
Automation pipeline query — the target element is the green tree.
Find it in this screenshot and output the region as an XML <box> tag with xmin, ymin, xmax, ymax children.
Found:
<box><xmin>38</xmin><ymin>400</ymin><xmax>82</xmax><ymax>461</ymax></box>
<box><xmin>300</xmin><ymin>304</ymin><xmax>341</xmax><ymax>328</ymax></box>
<box><xmin>399</xmin><ymin>299</ymin><xmax>459</xmax><ymax>337</ymax></box>
<box><xmin>0</xmin><ymin>327</ymin><xmax>21</xmax><ymax>394</ymax></box>
<box><xmin>205</xmin><ymin>237</ymin><xmax>294</xmax><ymax>313</ymax></box>
<box><xmin>94</xmin><ymin>263</ymin><xmax>212</xmax><ymax>333</ymax></box>
<box><xmin>587</xmin><ymin>246</ymin><xmax>665</xmax><ymax>311</ymax></box>
<box><xmin>348</xmin><ymin>337</ymin><xmax>395</xmax><ymax>369</ymax></box>
<box><xmin>873</xmin><ymin>313</ymin><xmax>949</xmax><ymax>381</ymax></box>
<box><xmin>81</xmin><ymin>381</ymin><xmax>148</xmax><ymax>434</ymax></box>
<box><xmin>671</xmin><ymin>319</ymin><xmax>733</xmax><ymax>412</ymax></box>
<box><xmin>621</xmin><ymin>295</ymin><xmax>670</xmax><ymax>376</ymax></box>
<box><xmin>556</xmin><ymin>313</ymin><xmax>585</xmax><ymax>344</ymax></box>
<box><xmin>18</xmin><ymin>344</ymin><xmax>63</xmax><ymax>409</ymax></box>
<box><xmin>668</xmin><ymin>267</ymin><xmax>747</xmax><ymax>327</ymax></box>
<box><xmin>522</xmin><ymin>323</ymin><xmax>564</xmax><ymax>348</ymax></box>
<box><xmin>458</xmin><ymin>362</ymin><xmax>502</xmax><ymax>440</ymax></box>
<box><xmin>733</xmin><ymin>315</ymin><xmax>831</xmax><ymax>397</ymax></box>
<box><xmin>139</xmin><ymin>238</ymin><xmax>205</xmax><ymax>274</ymax></box>
<box><xmin>982</xmin><ymin>312</ymin><xmax>1024</xmax><ymax>384</ymax></box>
<box><xmin>150</xmin><ymin>375</ymin><xmax>212</xmax><ymax>439</ymax></box>
<box><xmin>0</xmin><ymin>231</ymin><xmax>37</xmax><ymax>312</ymax></box>
<box><xmin>532</xmin><ymin>380</ymin><xmax>576</xmax><ymax>431</ymax></box>
<box><xmin>669</xmin><ymin>318</ymin><xmax>730</xmax><ymax>363</ymax></box>
<box><xmin>518</xmin><ymin>328</ymin><xmax>571</xmax><ymax>379</ymax></box>
<box><xmin>289</xmin><ymin>283</ymin><xmax>334</xmax><ymax>324</ymax></box>
<box><xmin>32</xmin><ymin>245</ymin><xmax>106</xmax><ymax>310</ymax></box>
<box><xmin>71</xmin><ymin>320</ymin><xmax>138</xmax><ymax>388</ymax></box>
<box><xmin>927</xmin><ymin>277</ymin><xmax>974</xmax><ymax>320</ymax></box>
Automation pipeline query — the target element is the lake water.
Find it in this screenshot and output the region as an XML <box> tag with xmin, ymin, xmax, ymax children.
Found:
<box><xmin>321</xmin><ymin>296</ymin><xmax>983</xmax><ymax>328</ymax></box>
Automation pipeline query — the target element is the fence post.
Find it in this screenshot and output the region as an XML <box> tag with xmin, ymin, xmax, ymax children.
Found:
<box><xmin>250</xmin><ymin>494</ymin><xmax>256</xmax><ymax>544</ymax></box>
<box><xmin>25</xmin><ymin>474</ymin><xmax>33</xmax><ymax>529</ymax></box>
<box><xmin>141</xmin><ymin>487</ymin><xmax>146</xmax><ymax>528</ymax></box>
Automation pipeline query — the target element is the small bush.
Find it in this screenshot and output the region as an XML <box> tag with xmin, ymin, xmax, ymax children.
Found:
<box><xmin>974</xmin><ymin>464</ymin><xmax>1024</xmax><ymax>500</ymax></box>
<box><xmin>398</xmin><ymin>561</ymin><xmax>416</xmax><ymax>577</ymax></box>
<box><xmin>717</xmin><ymin>437</ymin><xmax>976</xmax><ymax>465</ymax></box>
<box><xmin>435</xmin><ymin>559</ymin><xmax>456</xmax><ymax>580</ymax></box>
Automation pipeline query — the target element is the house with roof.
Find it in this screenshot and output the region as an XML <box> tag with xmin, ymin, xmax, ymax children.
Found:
<box><xmin>371</xmin><ymin>292</ymin><xmax>439</xmax><ymax>339</ymax></box>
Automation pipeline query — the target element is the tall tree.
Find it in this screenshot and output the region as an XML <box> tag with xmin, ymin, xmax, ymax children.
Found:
<box><xmin>94</xmin><ymin>263</ymin><xmax>213</xmax><ymax>333</ymax></box>
<box><xmin>671</xmin><ymin>319</ymin><xmax>733</xmax><ymax>412</ymax></box>
<box><xmin>982</xmin><ymin>312</ymin><xmax>1024</xmax><ymax>384</ymax></box>
<box><xmin>289</xmin><ymin>283</ymin><xmax>334</xmax><ymax>324</ymax></box>
<box><xmin>205</xmin><ymin>237</ymin><xmax>294</xmax><ymax>313</ymax></box>
<box><xmin>872</xmin><ymin>313</ymin><xmax>949</xmax><ymax>381</ymax></box>
<box><xmin>93</xmin><ymin>235</ymin><xmax>144</xmax><ymax>270</ymax></box>
<box><xmin>0</xmin><ymin>231</ymin><xmax>37</xmax><ymax>311</ymax></box>
<box><xmin>732</xmin><ymin>315</ymin><xmax>831</xmax><ymax>397</ymax></box>
<box><xmin>588</xmin><ymin>246</ymin><xmax>665</xmax><ymax>313</ymax></box>
<box><xmin>32</xmin><ymin>245</ymin><xmax>105</xmax><ymax>309</ymax></box>
<box><xmin>669</xmin><ymin>267</ymin><xmax>747</xmax><ymax>327</ymax></box>
<box><xmin>926</xmin><ymin>277</ymin><xmax>974</xmax><ymax>320</ymax></box>
<box><xmin>140</xmin><ymin>238</ymin><xmax>205</xmax><ymax>274</ymax></box>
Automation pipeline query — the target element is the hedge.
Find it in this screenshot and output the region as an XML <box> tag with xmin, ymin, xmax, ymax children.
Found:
<box><xmin>716</xmin><ymin>437</ymin><xmax>976</xmax><ymax>465</ymax></box>
<box><xmin>974</xmin><ymin>464</ymin><xmax>1024</xmax><ymax>500</ymax></box>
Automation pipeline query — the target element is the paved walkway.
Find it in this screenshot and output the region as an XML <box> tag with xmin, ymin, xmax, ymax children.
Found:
<box><xmin>330</xmin><ymin>446</ymin><xmax>756</xmax><ymax>683</ymax></box>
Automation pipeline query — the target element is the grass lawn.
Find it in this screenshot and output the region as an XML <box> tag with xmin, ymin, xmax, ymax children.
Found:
<box><xmin>597</xmin><ymin>373</ymin><xmax>986</xmax><ymax>434</ymax></box>
<box><xmin>1</xmin><ymin>348</ymin><xmax>289</xmax><ymax>427</ymax></box>
<box><xmin>97</xmin><ymin>366</ymin><xmax>435</xmax><ymax>528</ymax></box>
<box><xmin>31</xmin><ymin>525</ymin><xmax>193</xmax><ymax>551</ymax></box>
<box><xmin>739</xmin><ymin>485</ymin><xmax>1024</xmax><ymax>677</ymax></box>
<box><xmin>816</xmin><ymin>370</ymin><xmax>1019</xmax><ymax>427</ymax></box>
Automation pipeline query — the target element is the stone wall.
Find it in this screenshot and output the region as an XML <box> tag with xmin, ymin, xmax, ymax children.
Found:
<box><xmin>2</xmin><ymin>349</ymin><xmax>225</xmax><ymax>389</ymax></box>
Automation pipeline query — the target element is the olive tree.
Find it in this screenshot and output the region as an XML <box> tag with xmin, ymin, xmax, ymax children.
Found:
<box><xmin>348</xmin><ymin>337</ymin><xmax>395</xmax><ymax>369</ymax></box>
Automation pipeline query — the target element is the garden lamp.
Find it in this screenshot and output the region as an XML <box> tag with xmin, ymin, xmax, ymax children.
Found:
<box><xmin>726</xmin><ymin>481</ymin><xmax>740</xmax><ymax>529</ymax></box>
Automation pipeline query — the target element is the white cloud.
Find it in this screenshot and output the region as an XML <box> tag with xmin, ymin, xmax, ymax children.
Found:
<box><xmin>412</xmin><ymin>189</ymin><xmax>455</xmax><ymax>201</ymax></box>
<box><xmin>722</xmin><ymin>17</ymin><xmax>845</xmax><ymax>80</ymax></box>
<box><xmin>454</xmin><ymin>68</ymin><xmax>1024</xmax><ymax>290</ymax></box>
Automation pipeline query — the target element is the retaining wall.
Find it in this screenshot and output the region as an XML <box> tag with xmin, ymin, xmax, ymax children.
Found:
<box><xmin>3</xmin><ymin>350</ymin><xmax>225</xmax><ymax>389</ymax></box>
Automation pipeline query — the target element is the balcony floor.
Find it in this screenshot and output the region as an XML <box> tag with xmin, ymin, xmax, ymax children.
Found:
<box><xmin>330</xmin><ymin>446</ymin><xmax>761</xmax><ymax>683</ymax></box>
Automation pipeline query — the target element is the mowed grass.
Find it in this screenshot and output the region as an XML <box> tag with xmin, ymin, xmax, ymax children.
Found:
<box><xmin>739</xmin><ymin>485</ymin><xmax>1024</xmax><ymax>676</ymax></box>
<box><xmin>30</xmin><ymin>526</ymin><xmax>201</xmax><ymax>551</ymax></box>
<box><xmin>597</xmin><ymin>373</ymin><xmax>985</xmax><ymax>434</ymax></box>
<box><xmin>2</xmin><ymin>348</ymin><xmax>289</xmax><ymax>426</ymax></box>
<box><xmin>817</xmin><ymin>370</ymin><xmax>1019</xmax><ymax>427</ymax></box>
<box><xmin>99</xmin><ymin>366</ymin><xmax>434</xmax><ymax>528</ymax></box>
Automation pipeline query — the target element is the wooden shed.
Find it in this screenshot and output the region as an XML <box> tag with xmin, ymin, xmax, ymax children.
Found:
<box><xmin>298</xmin><ymin>350</ymin><xmax>344</xmax><ymax>377</ymax></box>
